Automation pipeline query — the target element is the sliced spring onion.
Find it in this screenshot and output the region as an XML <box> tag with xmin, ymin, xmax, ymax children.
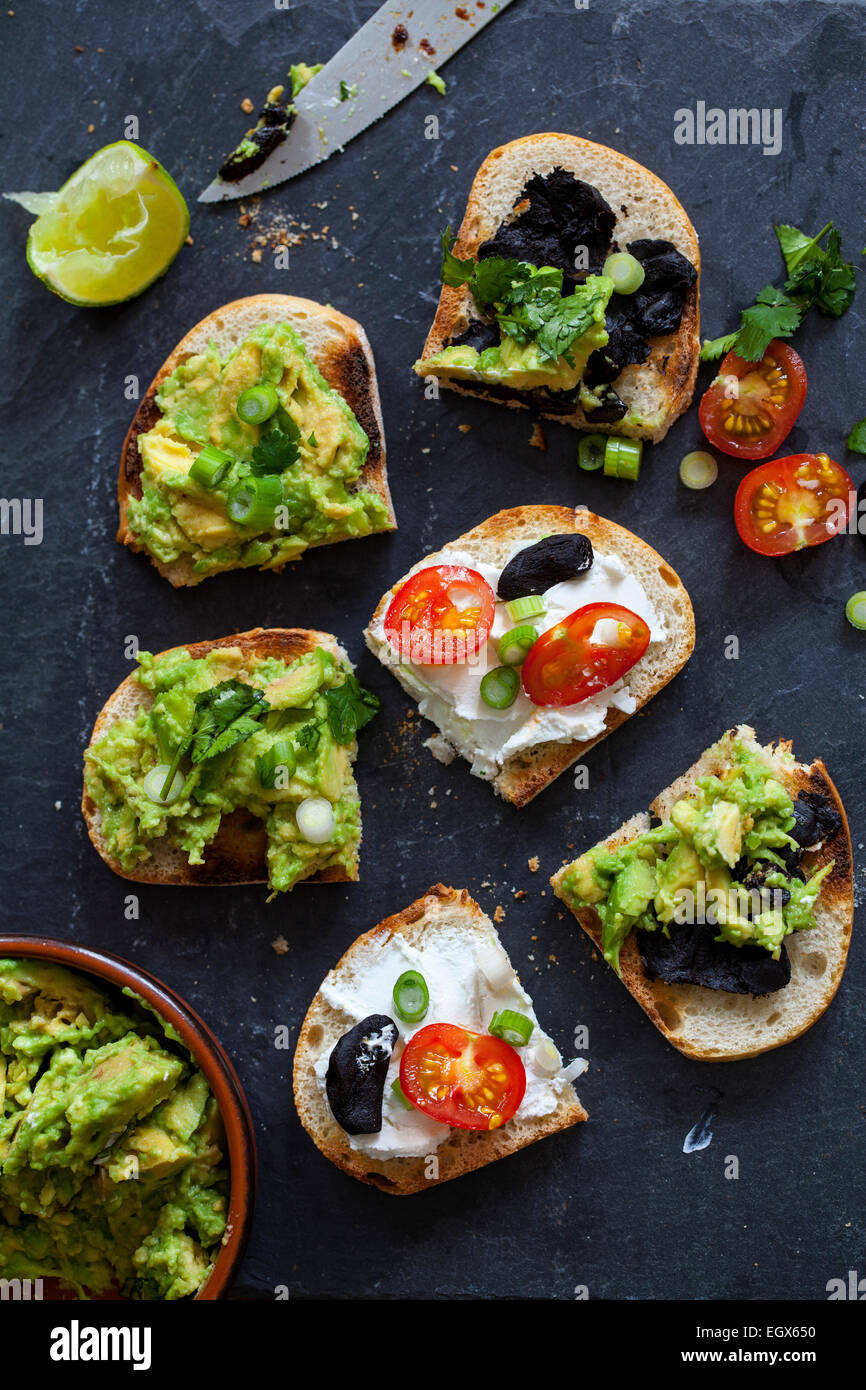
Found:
<box><xmin>227</xmin><ymin>473</ymin><xmax>283</xmax><ymax>527</ymax></box>
<box><xmin>189</xmin><ymin>443</ymin><xmax>233</xmax><ymax>490</ymax></box>
<box><xmin>489</xmin><ymin>1009</ymin><xmax>534</xmax><ymax>1046</ymax></box>
<box><xmin>506</xmin><ymin>593</ymin><xmax>545</xmax><ymax>622</ymax></box>
<box><xmin>533</xmin><ymin>1037</ymin><xmax>563</xmax><ymax>1074</ymax></box>
<box><xmin>480</xmin><ymin>665</ymin><xmax>519</xmax><ymax>709</ymax></box>
<box><xmin>602</xmin><ymin>251</ymin><xmax>645</xmax><ymax>295</ymax></box>
<box><xmin>295</xmin><ymin>796</ymin><xmax>336</xmax><ymax>844</ymax></box>
<box><xmin>392</xmin><ymin>969</ymin><xmax>430</xmax><ymax>1024</ymax></box>
<box><xmin>474</xmin><ymin>941</ymin><xmax>513</xmax><ymax>992</ymax></box>
<box><xmin>391</xmin><ymin>1078</ymin><xmax>414</xmax><ymax>1110</ymax></box>
<box><xmin>497</xmin><ymin>624</ymin><xmax>538</xmax><ymax>666</ymax></box>
<box><xmin>142</xmin><ymin>764</ymin><xmax>184</xmax><ymax>805</ymax></box>
<box><xmin>236</xmin><ymin>381</ymin><xmax>279</xmax><ymax>424</ymax></box>
<box><xmin>578</xmin><ymin>432</ymin><xmax>607</xmax><ymax>471</ymax></box>
<box><xmin>603</xmin><ymin>435</ymin><xmax>643</xmax><ymax>481</ymax></box>
<box><xmin>845</xmin><ymin>591</ymin><xmax>866</xmax><ymax>630</ymax></box>
<box><xmin>255</xmin><ymin>738</ymin><xmax>297</xmax><ymax>789</ymax></box>
<box><xmin>679</xmin><ymin>449</ymin><xmax>719</xmax><ymax>490</ymax></box>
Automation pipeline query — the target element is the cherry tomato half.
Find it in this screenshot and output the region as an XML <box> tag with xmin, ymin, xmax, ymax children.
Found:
<box><xmin>522</xmin><ymin>603</ymin><xmax>650</xmax><ymax>708</ymax></box>
<box><xmin>734</xmin><ymin>452</ymin><xmax>854</xmax><ymax>556</ymax></box>
<box><xmin>400</xmin><ymin>1022</ymin><xmax>526</xmax><ymax>1131</ymax></box>
<box><xmin>384</xmin><ymin>564</ymin><xmax>496</xmax><ymax>665</ymax></box>
<box><xmin>699</xmin><ymin>340</ymin><xmax>807</xmax><ymax>460</ymax></box>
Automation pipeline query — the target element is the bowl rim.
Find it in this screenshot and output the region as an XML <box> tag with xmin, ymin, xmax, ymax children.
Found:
<box><xmin>0</xmin><ymin>934</ymin><xmax>257</xmax><ymax>1301</ymax></box>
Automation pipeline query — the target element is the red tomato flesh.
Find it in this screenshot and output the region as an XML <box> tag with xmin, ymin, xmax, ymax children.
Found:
<box><xmin>384</xmin><ymin>565</ymin><xmax>496</xmax><ymax>665</ymax></box>
<box><xmin>400</xmin><ymin>1022</ymin><xmax>526</xmax><ymax>1131</ymax></box>
<box><xmin>522</xmin><ymin>603</ymin><xmax>650</xmax><ymax>708</ymax></box>
<box><xmin>699</xmin><ymin>340</ymin><xmax>807</xmax><ymax>460</ymax></box>
<box><xmin>734</xmin><ymin>452</ymin><xmax>853</xmax><ymax>556</ymax></box>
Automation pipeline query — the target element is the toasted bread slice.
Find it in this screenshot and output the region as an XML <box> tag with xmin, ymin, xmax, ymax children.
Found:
<box><xmin>417</xmin><ymin>133</ymin><xmax>700</xmax><ymax>443</ymax></box>
<box><xmin>82</xmin><ymin>627</ymin><xmax>360</xmax><ymax>886</ymax></box>
<box><xmin>293</xmin><ymin>885</ymin><xmax>587</xmax><ymax>1194</ymax></box>
<box><xmin>365</xmin><ymin>505</ymin><xmax>695</xmax><ymax>806</ymax></box>
<box><xmin>118</xmin><ymin>294</ymin><xmax>395</xmax><ymax>587</ymax></box>
<box><xmin>551</xmin><ymin>726</ymin><xmax>854</xmax><ymax>1060</ymax></box>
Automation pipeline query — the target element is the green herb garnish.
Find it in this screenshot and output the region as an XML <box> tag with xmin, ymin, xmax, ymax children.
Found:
<box><xmin>701</xmin><ymin>220</ymin><xmax>858</xmax><ymax>362</ymax></box>
<box><xmin>324</xmin><ymin>675</ymin><xmax>380</xmax><ymax>744</ymax></box>
<box><xmin>847</xmin><ymin>418</ymin><xmax>866</xmax><ymax>454</ymax></box>
<box><xmin>159</xmin><ymin>679</ymin><xmax>269</xmax><ymax>799</ymax></box>
<box><xmin>440</xmin><ymin>230</ymin><xmax>610</xmax><ymax>364</ymax></box>
<box><xmin>250</xmin><ymin>427</ymin><xmax>300</xmax><ymax>476</ymax></box>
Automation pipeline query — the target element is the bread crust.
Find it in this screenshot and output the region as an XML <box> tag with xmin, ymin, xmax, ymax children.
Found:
<box><xmin>118</xmin><ymin>294</ymin><xmax>395</xmax><ymax>587</ymax></box>
<box><xmin>365</xmin><ymin>504</ymin><xmax>695</xmax><ymax>806</ymax></box>
<box><xmin>292</xmin><ymin>884</ymin><xmax>587</xmax><ymax>1194</ymax></box>
<box><xmin>417</xmin><ymin>134</ymin><xmax>701</xmax><ymax>443</ymax></box>
<box><xmin>82</xmin><ymin>627</ymin><xmax>360</xmax><ymax>887</ymax></box>
<box><xmin>551</xmin><ymin>728</ymin><xmax>854</xmax><ymax>1060</ymax></box>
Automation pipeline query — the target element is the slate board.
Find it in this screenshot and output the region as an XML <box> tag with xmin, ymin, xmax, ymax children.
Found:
<box><xmin>0</xmin><ymin>0</ymin><xmax>864</xmax><ymax>1301</ymax></box>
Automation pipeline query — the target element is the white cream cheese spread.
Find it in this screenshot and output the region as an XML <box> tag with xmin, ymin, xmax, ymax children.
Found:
<box><xmin>314</xmin><ymin>923</ymin><xmax>582</xmax><ymax>1159</ymax></box>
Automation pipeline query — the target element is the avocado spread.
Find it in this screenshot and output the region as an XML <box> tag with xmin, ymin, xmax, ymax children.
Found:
<box><xmin>84</xmin><ymin>643</ymin><xmax>378</xmax><ymax>894</ymax></box>
<box><xmin>0</xmin><ymin>959</ymin><xmax>228</xmax><ymax>1299</ymax></box>
<box><xmin>560</xmin><ymin>737</ymin><xmax>834</xmax><ymax>979</ymax></box>
<box><xmin>126</xmin><ymin>321</ymin><xmax>391</xmax><ymax>581</ymax></box>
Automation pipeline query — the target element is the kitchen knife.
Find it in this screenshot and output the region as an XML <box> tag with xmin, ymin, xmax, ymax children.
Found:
<box><xmin>198</xmin><ymin>0</ymin><xmax>518</xmax><ymax>202</ymax></box>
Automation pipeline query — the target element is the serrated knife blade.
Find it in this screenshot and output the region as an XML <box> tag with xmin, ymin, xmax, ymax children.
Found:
<box><xmin>198</xmin><ymin>0</ymin><xmax>518</xmax><ymax>202</ymax></box>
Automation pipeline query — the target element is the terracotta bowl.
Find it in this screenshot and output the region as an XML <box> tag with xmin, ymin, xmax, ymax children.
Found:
<box><xmin>0</xmin><ymin>936</ymin><xmax>257</xmax><ymax>1300</ymax></box>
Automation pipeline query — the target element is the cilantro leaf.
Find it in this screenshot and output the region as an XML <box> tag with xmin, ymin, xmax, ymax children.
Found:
<box><xmin>295</xmin><ymin>721</ymin><xmax>321</xmax><ymax>753</ymax></box>
<box><xmin>440</xmin><ymin>226</ymin><xmax>475</xmax><ymax>288</ymax></box>
<box><xmin>734</xmin><ymin>287</ymin><xmax>802</xmax><ymax>361</ymax></box>
<box><xmin>847</xmin><ymin>418</ymin><xmax>866</xmax><ymax>454</ymax></box>
<box><xmin>470</xmin><ymin>257</ymin><xmax>535</xmax><ymax>310</ymax></box>
<box><xmin>324</xmin><ymin>675</ymin><xmax>380</xmax><ymax>745</ymax></box>
<box><xmin>814</xmin><ymin>229</ymin><xmax>857</xmax><ymax>317</ymax></box>
<box><xmin>775</xmin><ymin>222</ymin><xmax>833</xmax><ymax>278</ymax></box>
<box><xmin>250</xmin><ymin>428</ymin><xmax>299</xmax><ymax>476</ymax></box>
<box><xmin>700</xmin><ymin>331</ymin><xmax>739</xmax><ymax>363</ymax></box>
<box><xmin>534</xmin><ymin>283</ymin><xmax>609</xmax><ymax>362</ymax></box>
<box><xmin>189</xmin><ymin>680</ymin><xmax>269</xmax><ymax>763</ymax></box>
<box><xmin>703</xmin><ymin>220</ymin><xmax>858</xmax><ymax>363</ymax></box>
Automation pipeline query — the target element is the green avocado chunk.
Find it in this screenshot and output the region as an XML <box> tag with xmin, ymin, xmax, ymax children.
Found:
<box><xmin>558</xmin><ymin>734</ymin><xmax>834</xmax><ymax>973</ymax></box>
<box><xmin>0</xmin><ymin>959</ymin><xmax>228</xmax><ymax>1300</ymax></box>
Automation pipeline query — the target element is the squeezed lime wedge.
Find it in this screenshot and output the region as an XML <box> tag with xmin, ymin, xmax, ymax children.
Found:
<box><xmin>9</xmin><ymin>141</ymin><xmax>189</xmax><ymax>306</ymax></box>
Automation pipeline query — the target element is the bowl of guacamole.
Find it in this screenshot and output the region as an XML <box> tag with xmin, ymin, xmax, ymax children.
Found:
<box><xmin>0</xmin><ymin>939</ymin><xmax>256</xmax><ymax>1300</ymax></box>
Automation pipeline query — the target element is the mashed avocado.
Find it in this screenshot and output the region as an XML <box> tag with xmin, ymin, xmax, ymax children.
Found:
<box><xmin>84</xmin><ymin>644</ymin><xmax>377</xmax><ymax>894</ymax></box>
<box><xmin>559</xmin><ymin>737</ymin><xmax>834</xmax><ymax>974</ymax></box>
<box><xmin>126</xmin><ymin>321</ymin><xmax>391</xmax><ymax>581</ymax></box>
<box><xmin>0</xmin><ymin>959</ymin><xmax>228</xmax><ymax>1300</ymax></box>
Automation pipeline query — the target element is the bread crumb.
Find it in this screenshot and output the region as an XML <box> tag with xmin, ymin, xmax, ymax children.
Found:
<box><xmin>251</xmin><ymin>248</ymin><xmax>263</xmax><ymax>263</ymax></box>
<box><xmin>87</xmin><ymin>123</ymin><xmax>94</xmax><ymax>133</ymax></box>
<box><xmin>493</xmin><ymin>906</ymin><xmax>506</xmax><ymax>924</ymax></box>
<box><xmin>529</xmin><ymin>422</ymin><xmax>548</xmax><ymax>451</ymax></box>
<box><xmin>457</xmin><ymin>423</ymin><xmax>472</xmax><ymax>433</ymax></box>
<box><xmin>185</xmin><ymin>235</ymin><xmax>193</xmax><ymax>245</ymax></box>
<box><xmin>528</xmin><ymin>855</ymin><xmax>539</xmax><ymax>873</ymax></box>
<box><xmin>241</xmin><ymin>97</ymin><xmax>254</xmax><ymax>113</ymax></box>
<box><xmin>271</xmin><ymin>936</ymin><xmax>289</xmax><ymax>956</ymax></box>
<box><xmin>238</xmin><ymin>212</ymin><xmax>251</xmax><ymax>228</ymax></box>
<box><xmin>514</xmin><ymin>889</ymin><xmax>526</xmax><ymax>901</ymax></box>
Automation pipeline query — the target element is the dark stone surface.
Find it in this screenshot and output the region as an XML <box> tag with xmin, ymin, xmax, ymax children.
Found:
<box><xmin>0</xmin><ymin>0</ymin><xmax>864</xmax><ymax>1301</ymax></box>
